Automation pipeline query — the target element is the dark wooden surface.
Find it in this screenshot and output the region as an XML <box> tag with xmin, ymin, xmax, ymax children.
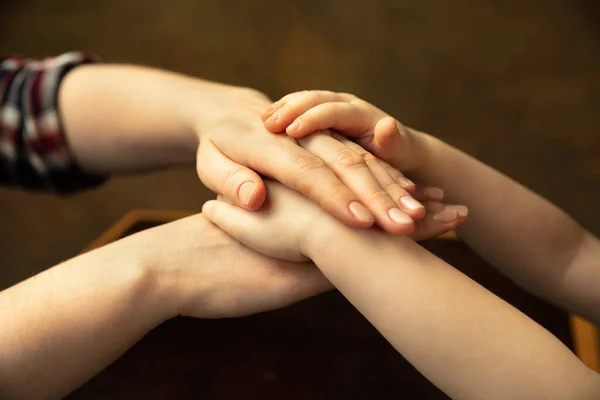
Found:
<box><xmin>67</xmin><ymin>221</ymin><xmax>572</xmax><ymax>400</ymax></box>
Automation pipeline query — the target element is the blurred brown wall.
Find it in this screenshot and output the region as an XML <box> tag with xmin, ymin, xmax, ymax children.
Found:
<box><xmin>1</xmin><ymin>0</ymin><xmax>599</xmax><ymax>290</ymax></box>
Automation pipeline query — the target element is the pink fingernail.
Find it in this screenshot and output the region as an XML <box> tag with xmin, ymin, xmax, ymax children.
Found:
<box><xmin>388</xmin><ymin>208</ymin><xmax>413</xmax><ymax>224</ymax></box>
<box><xmin>433</xmin><ymin>209</ymin><xmax>458</xmax><ymax>223</ymax></box>
<box><xmin>400</xmin><ymin>196</ymin><xmax>423</xmax><ymax>211</ymax></box>
<box><xmin>349</xmin><ymin>201</ymin><xmax>374</xmax><ymax>223</ymax></box>
<box><xmin>454</xmin><ymin>205</ymin><xmax>468</xmax><ymax>218</ymax></box>
<box><xmin>288</xmin><ymin>119</ymin><xmax>301</xmax><ymax>132</ymax></box>
<box><xmin>423</xmin><ymin>187</ymin><xmax>444</xmax><ymax>200</ymax></box>
<box><xmin>238</xmin><ymin>181</ymin><xmax>256</xmax><ymax>207</ymax></box>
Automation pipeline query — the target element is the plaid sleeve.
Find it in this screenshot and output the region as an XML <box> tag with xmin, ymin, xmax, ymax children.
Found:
<box><xmin>0</xmin><ymin>52</ymin><xmax>107</xmax><ymax>194</ymax></box>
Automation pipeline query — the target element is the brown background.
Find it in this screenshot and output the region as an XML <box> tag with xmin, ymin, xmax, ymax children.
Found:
<box><xmin>1</xmin><ymin>1</ymin><xmax>600</xmax><ymax>287</ymax></box>
<box><xmin>0</xmin><ymin>0</ymin><xmax>599</xmax><ymax>392</ymax></box>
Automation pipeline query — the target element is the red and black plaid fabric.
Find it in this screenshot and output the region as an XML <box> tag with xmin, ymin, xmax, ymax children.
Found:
<box><xmin>0</xmin><ymin>52</ymin><xmax>107</xmax><ymax>194</ymax></box>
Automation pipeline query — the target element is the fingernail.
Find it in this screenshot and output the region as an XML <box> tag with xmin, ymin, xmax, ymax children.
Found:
<box><xmin>454</xmin><ymin>205</ymin><xmax>468</xmax><ymax>218</ymax></box>
<box><xmin>288</xmin><ymin>119</ymin><xmax>301</xmax><ymax>132</ymax></box>
<box><xmin>263</xmin><ymin>105</ymin><xmax>274</xmax><ymax>113</ymax></box>
<box><xmin>238</xmin><ymin>181</ymin><xmax>256</xmax><ymax>207</ymax></box>
<box><xmin>398</xmin><ymin>177</ymin><xmax>414</xmax><ymax>188</ymax></box>
<box><xmin>388</xmin><ymin>208</ymin><xmax>413</xmax><ymax>224</ymax></box>
<box><xmin>400</xmin><ymin>196</ymin><xmax>423</xmax><ymax>211</ymax></box>
<box><xmin>433</xmin><ymin>209</ymin><xmax>458</xmax><ymax>223</ymax></box>
<box><xmin>349</xmin><ymin>201</ymin><xmax>374</xmax><ymax>223</ymax></box>
<box><xmin>267</xmin><ymin>113</ymin><xmax>280</xmax><ymax>124</ymax></box>
<box><xmin>423</xmin><ymin>187</ymin><xmax>444</xmax><ymax>200</ymax></box>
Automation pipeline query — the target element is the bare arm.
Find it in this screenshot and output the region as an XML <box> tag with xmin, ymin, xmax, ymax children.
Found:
<box><xmin>59</xmin><ymin>63</ymin><xmax>257</xmax><ymax>174</ymax></box>
<box><xmin>0</xmin><ymin>240</ymin><xmax>168</xmax><ymax>399</ymax></box>
<box><xmin>57</xmin><ymin>62</ymin><xmax>428</xmax><ymax>233</ymax></box>
<box><xmin>0</xmin><ymin>215</ymin><xmax>331</xmax><ymax>399</ymax></box>
<box><xmin>307</xmin><ymin>219</ymin><xmax>600</xmax><ymax>400</ymax></box>
<box><xmin>257</xmin><ymin>90</ymin><xmax>600</xmax><ymax>324</ymax></box>
<box><xmin>204</xmin><ymin>181</ymin><xmax>600</xmax><ymax>400</ymax></box>
<box><xmin>411</xmin><ymin>132</ymin><xmax>600</xmax><ymax>324</ymax></box>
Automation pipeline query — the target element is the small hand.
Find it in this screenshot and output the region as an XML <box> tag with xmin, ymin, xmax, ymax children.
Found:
<box><xmin>260</xmin><ymin>90</ymin><xmax>424</xmax><ymax>172</ymax></box>
<box><xmin>202</xmin><ymin>180</ymin><xmax>467</xmax><ymax>263</ymax></box>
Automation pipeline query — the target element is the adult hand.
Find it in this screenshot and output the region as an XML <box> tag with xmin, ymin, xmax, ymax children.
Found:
<box><xmin>128</xmin><ymin>213</ymin><xmax>332</xmax><ymax>319</ymax></box>
<box><xmin>188</xmin><ymin>86</ymin><xmax>426</xmax><ymax>234</ymax></box>
<box><xmin>202</xmin><ymin>180</ymin><xmax>467</xmax><ymax>262</ymax></box>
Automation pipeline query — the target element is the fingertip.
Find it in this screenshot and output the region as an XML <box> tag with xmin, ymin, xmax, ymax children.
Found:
<box><xmin>246</xmin><ymin>183</ymin><xmax>267</xmax><ymax>210</ymax></box>
<box><xmin>349</xmin><ymin>201</ymin><xmax>375</xmax><ymax>226</ymax></box>
<box><xmin>398</xmin><ymin>177</ymin><xmax>417</xmax><ymax>192</ymax></box>
<box><xmin>423</xmin><ymin>187</ymin><xmax>445</xmax><ymax>201</ymax></box>
<box><xmin>386</xmin><ymin>208</ymin><xmax>417</xmax><ymax>235</ymax></box>
<box><xmin>286</xmin><ymin>128</ymin><xmax>311</xmax><ymax>139</ymax></box>
<box><xmin>263</xmin><ymin>113</ymin><xmax>283</xmax><ymax>132</ymax></box>
<box><xmin>374</xmin><ymin>117</ymin><xmax>398</xmax><ymax>147</ymax></box>
<box><xmin>399</xmin><ymin>196</ymin><xmax>426</xmax><ymax>220</ymax></box>
<box><xmin>238</xmin><ymin>180</ymin><xmax>267</xmax><ymax>211</ymax></box>
<box><xmin>386</xmin><ymin>221</ymin><xmax>416</xmax><ymax>236</ymax></box>
<box><xmin>454</xmin><ymin>205</ymin><xmax>468</xmax><ymax>219</ymax></box>
<box><xmin>287</xmin><ymin>118</ymin><xmax>302</xmax><ymax>134</ymax></box>
<box><xmin>202</xmin><ymin>200</ymin><xmax>218</xmax><ymax>215</ymax></box>
<box><xmin>433</xmin><ymin>208</ymin><xmax>459</xmax><ymax>223</ymax></box>
<box><xmin>410</xmin><ymin>206</ymin><xmax>427</xmax><ymax>221</ymax></box>
<box><xmin>260</xmin><ymin>105</ymin><xmax>275</xmax><ymax>121</ymax></box>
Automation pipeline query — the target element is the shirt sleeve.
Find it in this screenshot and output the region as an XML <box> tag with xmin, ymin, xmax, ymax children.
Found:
<box><xmin>0</xmin><ymin>52</ymin><xmax>108</xmax><ymax>194</ymax></box>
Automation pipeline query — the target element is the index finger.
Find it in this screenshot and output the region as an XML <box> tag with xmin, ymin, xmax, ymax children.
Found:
<box><xmin>212</xmin><ymin>129</ymin><xmax>376</xmax><ymax>229</ymax></box>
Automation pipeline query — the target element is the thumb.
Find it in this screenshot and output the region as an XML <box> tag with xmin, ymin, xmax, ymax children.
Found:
<box><xmin>202</xmin><ymin>199</ymin><xmax>257</xmax><ymax>244</ymax></box>
<box><xmin>196</xmin><ymin>142</ymin><xmax>266</xmax><ymax>210</ymax></box>
<box><xmin>372</xmin><ymin>116</ymin><xmax>399</xmax><ymax>162</ymax></box>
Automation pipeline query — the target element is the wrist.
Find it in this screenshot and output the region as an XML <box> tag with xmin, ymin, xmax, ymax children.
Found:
<box><xmin>101</xmin><ymin>236</ymin><xmax>180</xmax><ymax>324</ymax></box>
<box><xmin>182</xmin><ymin>81</ymin><xmax>270</xmax><ymax>142</ymax></box>
<box><xmin>302</xmin><ymin>217</ymin><xmax>347</xmax><ymax>263</ymax></box>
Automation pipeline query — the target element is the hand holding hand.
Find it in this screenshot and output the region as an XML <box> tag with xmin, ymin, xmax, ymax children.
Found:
<box><xmin>202</xmin><ymin>180</ymin><xmax>467</xmax><ymax>263</ymax></box>
<box><xmin>188</xmin><ymin>86</ymin><xmax>427</xmax><ymax>234</ymax></box>
<box><xmin>124</xmin><ymin>213</ymin><xmax>332</xmax><ymax>319</ymax></box>
<box><xmin>260</xmin><ymin>90</ymin><xmax>427</xmax><ymax>172</ymax></box>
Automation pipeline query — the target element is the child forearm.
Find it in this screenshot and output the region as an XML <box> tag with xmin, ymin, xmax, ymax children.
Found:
<box><xmin>304</xmin><ymin>222</ymin><xmax>600</xmax><ymax>400</ymax></box>
<box><xmin>411</xmin><ymin>132</ymin><xmax>600</xmax><ymax>322</ymax></box>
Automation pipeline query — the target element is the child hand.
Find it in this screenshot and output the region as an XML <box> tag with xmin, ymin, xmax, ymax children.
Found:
<box><xmin>260</xmin><ymin>90</ymin><xmax>424</xmax><ymax>172</ymax></box>
<box><xmin>202</xmin><ymin>180</ymin><xmax>467</xmax><ymax>263</ymax></box>
<box><xmin>203</xmin><ymin>180</ymin><xmax>328</xmax><ymax>262</ymax></box>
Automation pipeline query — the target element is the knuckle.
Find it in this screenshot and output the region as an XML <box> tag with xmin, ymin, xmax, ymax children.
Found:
<box><xmin>349</xmin><ymin>97</ymin><xmax>368</xmax><ymax>108</ymax></box>
<box><xmin>379</xmin><ymin>177</ymin><xmax>400</xmax><ymax>190</ymax></box>
<box><xmin>369</xmin><ymin>189</ymin><xmax>393</xmax><ymax>203</ymax></box>
<box><xmin>306</xmin><ymin>91</ymin><xmax>323</xmax><ymax>104</ymax></box>
<box><xmin>339</xmin><ymin>92</ymin><xmax>358</xmax><ymax>101</ymax></box>
<box><xmin>361</xmin><ymin>152</ymin><xmax>377</xmax><ymax>163</ymax></box>
<box><xmin>311</xmin><ymin>183</ymin><xmax>352</xmax><ymax>209</ymax></box>
<box><xmin>333</xmin><ymin>148</ymin><xmax>365</xmax><ymax>169</ymax></box>
<box><xmin>220</xmin><ymin>167</ymin><xmax>245</xmax><ymax>192</ymax></box>
<box><xmin>292</xmin><ymin>153</ymin><xmax>327</xmax><ymax>173</ymax></box>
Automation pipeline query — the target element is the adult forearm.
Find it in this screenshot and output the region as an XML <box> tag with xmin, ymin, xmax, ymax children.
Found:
<box><xmin>59</xmin><ymin>64</ymin><xmax>262</xmax><ymax>175</ymax></box>
<box><xmin>305</xmin><ymin>223</ymin><xmax>600</xmax><ymax>399</ymax></box>
<box><xmin>0</xmin><ymin>242</ymin><xmax>170</xmax><ymax>399</ymax></box>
